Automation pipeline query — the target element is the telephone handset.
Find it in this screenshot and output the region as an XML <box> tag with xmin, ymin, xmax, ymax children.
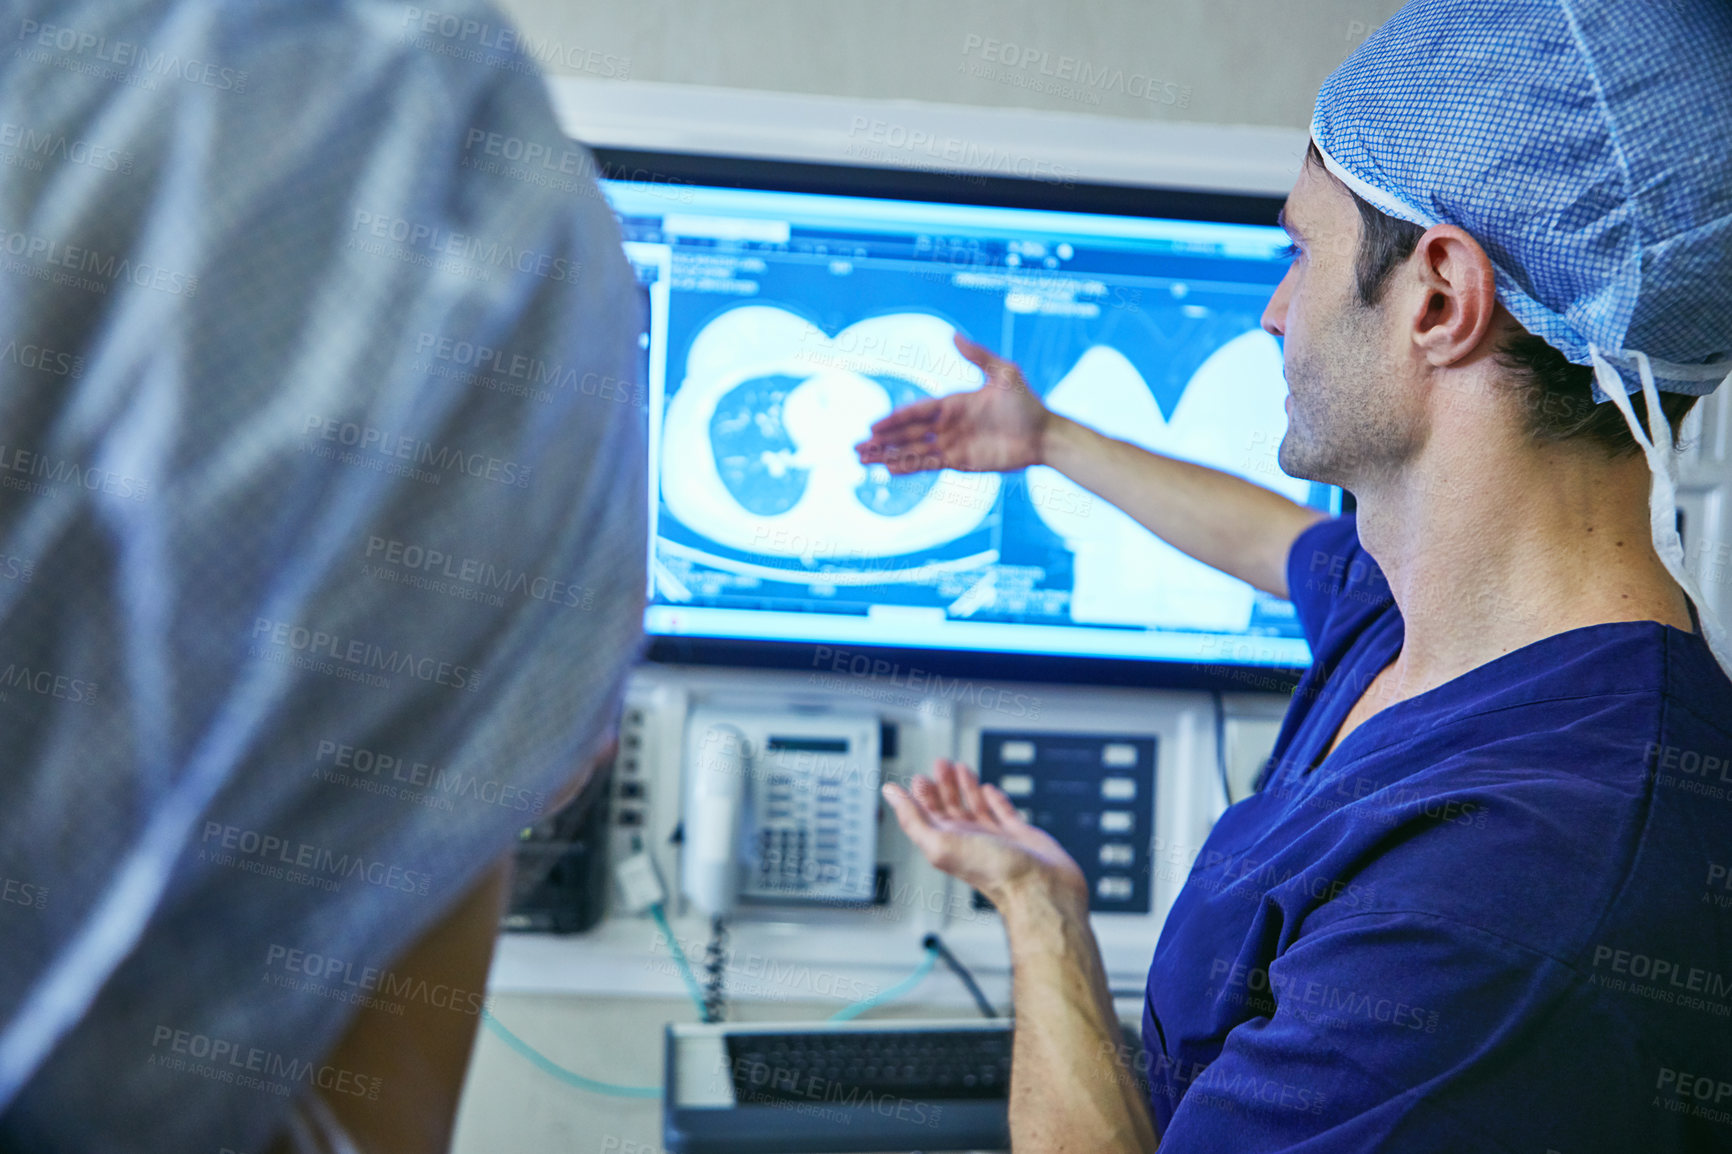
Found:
<box><xmin>680</xmin><ymin>708</ymin><xmax>881</xmax><ymax>917</ymax></box>
<box><xmin>681</xmin><ymin>722</ymin><xmax>748</xmax><ymax>918</ymax></box>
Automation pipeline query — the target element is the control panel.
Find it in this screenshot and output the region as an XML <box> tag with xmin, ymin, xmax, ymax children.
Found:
<box><xmin>975</xmin><ymin>729</ymin><xmax>1158</xmax><ymax>913</ymax></box>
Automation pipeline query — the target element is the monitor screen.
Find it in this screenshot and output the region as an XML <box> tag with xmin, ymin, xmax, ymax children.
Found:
<box><xmin>601</xmin><ymin>155</ymin><xmax>1333</xmax><ymax>675</ymax></box>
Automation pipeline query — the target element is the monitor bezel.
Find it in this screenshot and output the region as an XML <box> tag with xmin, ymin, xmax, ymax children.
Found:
<box><xmin>597</xmin><ymin>146</ymin><xmax>1308</xmax><ymax>692</ymax></box>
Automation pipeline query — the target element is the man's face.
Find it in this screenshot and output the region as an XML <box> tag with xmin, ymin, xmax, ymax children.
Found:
<box><xmin>1262</xmin><ymin>160</ymin><xmax>1425</xmax><ymax>489</ymax></box>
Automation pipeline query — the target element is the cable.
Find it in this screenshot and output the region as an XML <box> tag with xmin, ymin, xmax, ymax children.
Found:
<box><xmin>649</xmin><ymin>902</ymin><xmax>709</xmax><ymax>1022</ymax></box>
<box><xmin>487</xmin><ymin>939</ymin><xmax>943</xmax><ymax>1090</ymax></box>
<box><xmin>482</xmin><ymin>1011</ymin><xmax>660</xmax><ymax>1099</ymax></box>
<box><xmin>701</xmin><ymin>915</ymin><xmax>729</xmax><ymax>1024</ymax></box>
<box><xmin>830</xmin><ymin>943</ymin><xmax>940</xmax><ymax>1022</ymax></box>
<box><xmin>923</xmin><ymin>933</ymin><xmax>997</xmax><ymax>1018</ymax></box>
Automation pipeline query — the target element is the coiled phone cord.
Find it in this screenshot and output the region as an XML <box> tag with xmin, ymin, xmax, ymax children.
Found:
<box><xmin>700</xmin><ymin>915</ymin><xmax>729</xmax><ymax>1023</ymax></box>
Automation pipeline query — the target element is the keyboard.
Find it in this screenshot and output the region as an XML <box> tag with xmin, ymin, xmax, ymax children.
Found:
<box><xmin>725</xmin><ymin>1026</ymin><xmax>1012</xmax><ymax>1103</ymax></box>
<box><xmin>664</xmin><ymin>1019</ymin><xmax>1014</xmax><ymax>1153</ymax></box>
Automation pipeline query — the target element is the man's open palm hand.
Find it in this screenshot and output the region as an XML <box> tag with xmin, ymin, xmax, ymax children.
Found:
<box><xmin>854</xmin><ymin>333</ymin><xmax>1050</xmax><ymax>475</ymax></box>
<box><xmin>882</xmin><ymin>759</ymin><xmax>1086</xmax><ymax>910</ymax></box>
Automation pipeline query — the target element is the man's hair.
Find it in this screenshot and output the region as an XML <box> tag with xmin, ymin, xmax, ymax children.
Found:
<box><xmin>1303</xmin><ymin>143</ymin><xmax>1697</xmax><ymax>455</ymax></box>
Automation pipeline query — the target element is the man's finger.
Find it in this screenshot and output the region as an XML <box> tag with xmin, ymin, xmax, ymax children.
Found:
<box><xmin>980</xmin><ymin>783</ymin><xmax>1024</xmax><ymax>827</ymax></box>
<box><xmin>860</xmin><ymin>428</ymin><xmax>944</xmax><ymax>472</ymax></box>
<box><xmin>883</xmin><ymin>784</ymin><xmax>949</xmax><ymax>862</ymax></box>
<box><xmin>953</xmin><ymin>762</ymin><xmax>990</xmax><ymax>824</ymax></box>
<box><xmin>912</xmin><ymin>772</ymin><xmax>951</xmax><ymax>820</ymax></box>
<box><xmin>862</xmin><ymin>445</ymin><xmax>937</xmax><ymax>472</ymax></box>
<box><xmin>882</xmin><ymin>782</ymin><xmax>931</xmax><ymax>828</ymax></box>
<box><xmin>855</xmin><ymin>438</ymin><xmax>907</xmax><ymax>464</ymax></box>
<box><xmin>885</xmin><ymin>449</ymin><xmax>944</xmax><ymax>475</ymax></box>
<box><xmin>952</xmin><ymin>331</ymin><xmax>1002</xmax><ymax>375</ymax></box>
<box><xmin>909</xmin><ymin>774</ymin><xmax>949</xmax><ymax>819</ymax></box>
<box><xmin>953</xmin><ymin>332</ymin><xmax>1028</xmax><ymax>393</ymax></box>
<box><xmin>873</xmin><ymin>432</ymin><xmax>939</xmax><ymax>459</ymax></box>
<box><xmin>933</xmin><ymin>758</ymin><xmax>972</xmax><ymax>819</ymax></box>
<box><xmin>868</xmin><ymin>397</ymin><xmax>942</xmax><ymax>435</ymax></box>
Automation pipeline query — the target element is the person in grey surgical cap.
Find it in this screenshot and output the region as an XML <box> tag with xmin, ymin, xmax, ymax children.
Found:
<box><xmin>0</xmin><ymin>0</ymin><xmax>645</xmax><ymax>1150</ymax></box>
<box><xmin>860</xmin><ymin>0</ymin><xmax>1732</xmax><ymax>1150</ymax></box>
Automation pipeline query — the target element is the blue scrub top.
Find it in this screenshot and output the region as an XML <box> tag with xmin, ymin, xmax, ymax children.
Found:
<box><xmin>1142</xmin><ymin>516</ymin><xmax>1732</xmax><ymax>1152</ymax></box>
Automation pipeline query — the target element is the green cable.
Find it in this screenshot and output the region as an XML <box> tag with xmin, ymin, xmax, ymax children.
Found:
<box><xmin>481</xmin><ymin>1010</ymin><xmax>660</xmax><ymax>1099</ymax></box>
<box><xmin>484</xmin><ymin>935</ymin><xmax>942</xmax><ymax>1097</ymax></box>
<box><xmin>651</xmin><ymin>901</ymin><xmax>711</xmax><ymax>1020</ymax></box>
<box><xmin>830</xmin><ymin>944</ymin><xmax>940</xmax><ymax>1022</ymax></box>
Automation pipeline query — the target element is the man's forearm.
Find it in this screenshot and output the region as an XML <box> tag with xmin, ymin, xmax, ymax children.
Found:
<box><xmin>1000</xmin><ymin>882</ymin><xmax>1156</xmax><ymax>1153</ymax></box>
<box><xmin>1040</xmin><ymin>414</ymin><xmax>1324</xmax><ymax>598</ymax></box>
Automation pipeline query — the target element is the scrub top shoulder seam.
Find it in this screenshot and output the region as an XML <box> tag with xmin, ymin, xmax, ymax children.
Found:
<box><xmin>1296</xmin><ymin>904</ymin><xmax>1662</xmax><ymax>1016</ymax></box>
<box><xmin>1656</xmin><ymin>684</ymin><xmax>1732</xmax><ymax>741</ymax></box>
<box><xmin>1567</xmin><ymin>643</ymin><xmax>1673</xmax><ymax>957</ymax></box>
<box><xmin>1310</xmin><ymin>682</ymin><xmax>1663</xmax><ymax>772</ymax></box>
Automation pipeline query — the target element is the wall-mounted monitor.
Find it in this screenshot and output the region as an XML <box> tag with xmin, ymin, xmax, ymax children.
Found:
<box><xmin>597</xmin><ymin>149</ymin><xmax>1334</xmax><ymax>688</ymax></box>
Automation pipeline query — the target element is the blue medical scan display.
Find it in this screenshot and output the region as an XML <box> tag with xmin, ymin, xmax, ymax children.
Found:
<box><xmin>604</xmin><ymin>176</ymin><xmax>1336</xmax><ymax>668</ymax></box>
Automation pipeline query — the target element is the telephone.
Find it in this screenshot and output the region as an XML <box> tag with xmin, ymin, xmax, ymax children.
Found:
<box><xmin>680</xmin><ymin>708</ymin><xmax>882</xmax><ymax>918</ymax></box>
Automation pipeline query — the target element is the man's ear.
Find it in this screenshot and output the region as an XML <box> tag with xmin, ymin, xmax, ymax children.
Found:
<box><xmin>1406</xmin><ymin>224</ymin><xmax>1499</xmax><ymax>368</ymax></box>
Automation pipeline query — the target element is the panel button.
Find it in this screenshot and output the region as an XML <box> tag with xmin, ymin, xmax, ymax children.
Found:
<box><xmin>1100</xmin><ymin>777</ymin><xmax>1137</xmax><ymax>800</ymax></box>
<box><xmin>999</xmin><ymin>774</ymin><xmax>1035</xmax><ymax>797</ymax></box>
<box><xmin>1000</xmin><ymin>740</ymin><xmax>1036</xmax><ymax>764</ymax></box>
<box><xmin>1096</xmin><ymin>876</ymin><xmax>1133</xmax><ymax>900</ymax></box>
<box><xmin>1099</xmin><ymin>843</ymin><xmax>1135</xmax><ymax>866</ymax></box>
<box><xmin>1099</xmin><ymin>811</ymin><xmax>1134</xmax><ymax>833</ymax></box>
<box><xmin>1102</xmin><ymin>743</ymin><xmax>1138</xmax><ymax>767</ymax></box>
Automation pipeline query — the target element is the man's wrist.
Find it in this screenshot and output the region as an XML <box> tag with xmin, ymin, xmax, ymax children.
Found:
<box><xmin>1037</xmin><ymin>412</ymin><xmax>1085</xmax><ymax>472</ymax></box>
<box><xmin>995</xmin><ymin>868</ymin><xmax>1091</xmax><ymax>936</ymax></box>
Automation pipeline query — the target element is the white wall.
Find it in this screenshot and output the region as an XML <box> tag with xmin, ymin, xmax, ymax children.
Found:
<box><xmin>493</xmin><ymin>0</ymin><xmax>1407</xmax><ymax>130</ymax></box>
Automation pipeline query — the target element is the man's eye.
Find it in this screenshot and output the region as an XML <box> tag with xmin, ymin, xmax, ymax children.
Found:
<box><xmin>1277</xmin><ymin>242</ymin><xmax>1301</xmax><ymax>261</ymax></box>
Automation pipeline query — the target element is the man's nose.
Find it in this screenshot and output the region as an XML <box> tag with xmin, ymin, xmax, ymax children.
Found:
<box><xmin>1261</xmin><ymin>269</ymin><xmax>1294</xmax><ymax>337</ymax></box>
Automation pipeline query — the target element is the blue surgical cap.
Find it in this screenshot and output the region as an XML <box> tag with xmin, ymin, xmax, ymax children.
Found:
<box><xmin>1311</xmin><ymin>0</ymin><xmax>1732</xmax><ymax>680</ymax></box>
<box><xmin>1311</xmin><ymin>0</ymin><xmax>1732</xmax><ymax>403</ymax></box>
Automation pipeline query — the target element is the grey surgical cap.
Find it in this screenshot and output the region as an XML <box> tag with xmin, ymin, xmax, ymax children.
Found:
<box><xmin>1311</xmin><ymin>0</ymin><xmax>1732</xmax><ymax>679</ymax></box>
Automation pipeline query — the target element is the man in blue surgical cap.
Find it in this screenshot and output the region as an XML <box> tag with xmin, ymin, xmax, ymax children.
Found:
<box><xmin>859</xmin><ymin>0</ymin><xmax>1732</xmax><ymax>1149</ymax></box>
